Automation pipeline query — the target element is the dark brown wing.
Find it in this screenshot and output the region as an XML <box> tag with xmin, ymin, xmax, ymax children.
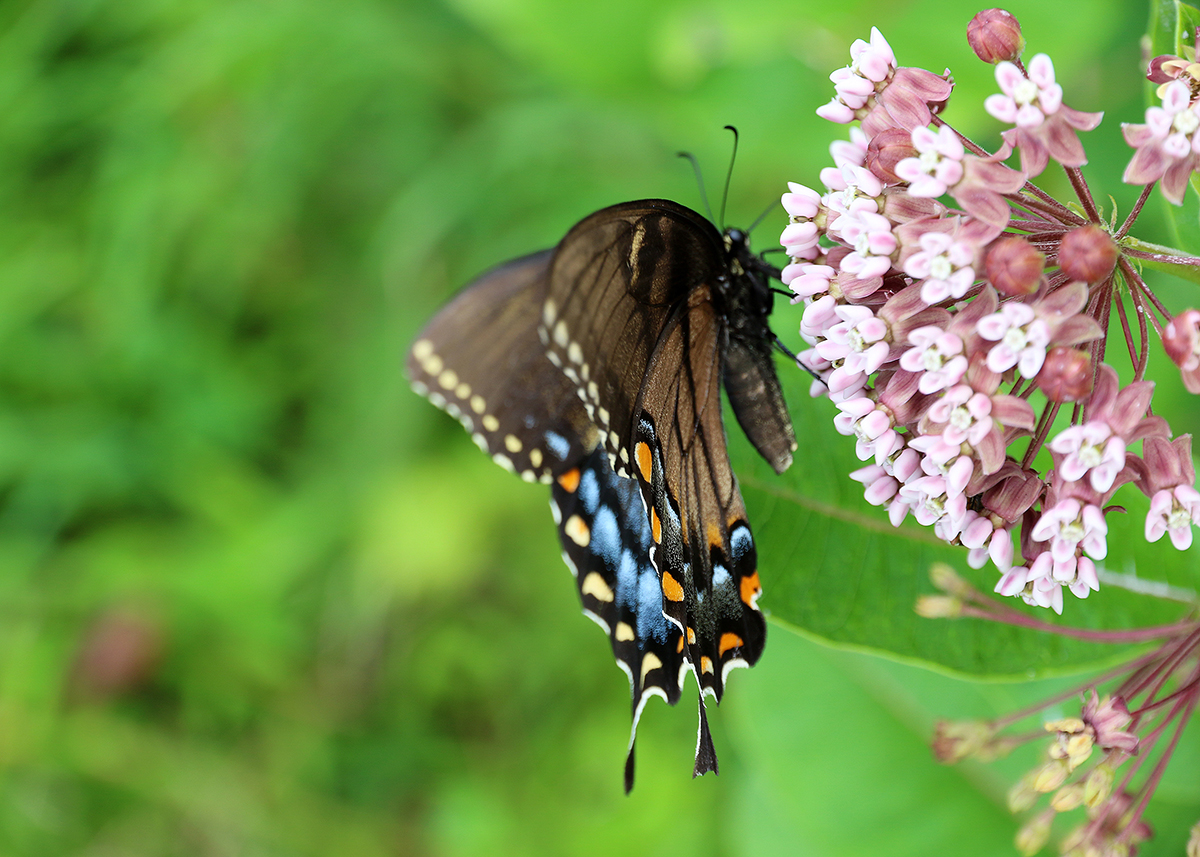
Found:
<box><xmin>407</xmin><ymin>250</ymin><xmax>593</xmax><ymax>479</ymax></box>
<box><xmin>539</xmin><ymin>200</ymin><xmax>724</xmax><ymax>478</ymax></box>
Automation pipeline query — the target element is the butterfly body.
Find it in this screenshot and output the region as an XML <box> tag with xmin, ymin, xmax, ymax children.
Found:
<box><xmin>407</xmin><ymin>199</ymin><xmax>795</xmax><ymax>791</ymax></box>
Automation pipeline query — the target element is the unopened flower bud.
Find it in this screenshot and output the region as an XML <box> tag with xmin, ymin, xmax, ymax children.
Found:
<box><xmin>986</xmin><ymin>236</ymin><xmax>1045</xmax><ymax>296</ymax></box>
<box><xmin>1036</xmin><ymin>347</ymin><xmax>1094</xmax><ymax>403</ymax></box>
<box><xmin>1033</xmin><ymin>758</ymin><xmax>1071</xmax><ymax>792</ymax></box>
<box><xmin>1008</xmin><ymin>772</ymin><xmax>1040</xmax><ymax>811</ymax></box>
<box><xmin>915</xmin><ymin>594</ymin><xmax>962</xmax><ymax>618</ymax></box>
<box><xmin>967</xmin><ymin>9</ymin><xmax>1025</xmax><ymax>64</ymax></box>
<box><xmin>1058</xmin><ymin>225</ymin><xmax>1119</xmax><ymax>284</ymax></box>
<box><xmin>866</xmin><ymin>127</ymin><xmax>916</xmax><ymax>184</ymax></box>
<box><xmin>929</xmin><ymin>561</ymin><xmax>974</xmax><ymax>597</ymax></box>
<box><xmin>1163</xmin><ymin>308</ymin><xmax>1200</xmax><ymax>370</ymax></box>
<box><xmin>1083</xmin><ymin>761</ymin><xmax>1116</xmax><ymax>807</ymax></box>
<box><xmin>931</xmin><ymin>719</ymin><xmax>995</xmax><ymax>763</ymax></box>
<box><xmin>1015</xmin><ymin>809</ymin><xmax>1053</xmax><ymax>857</ymax></box>
<box><xmin>1051</xmin><ymin>782</ymin><xmax>1085</xmax><ymax>812</ymax></box>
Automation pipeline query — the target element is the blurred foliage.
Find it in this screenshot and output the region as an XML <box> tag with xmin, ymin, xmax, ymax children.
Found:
<box><xmin>0</xmin><ymin>0</ymin><xmax>1194</xmax><ymax>855</ymax></box>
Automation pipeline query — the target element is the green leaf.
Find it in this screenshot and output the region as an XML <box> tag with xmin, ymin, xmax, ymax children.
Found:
<box><xmin>732</xmin><ymin>359</ymin><xmax>1193</xmax><ymax>680</ymax></box>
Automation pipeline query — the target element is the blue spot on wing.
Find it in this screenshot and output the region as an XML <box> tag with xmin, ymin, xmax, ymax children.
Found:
<box><xmin>578</xmin><ymin>467</ymin><xmax>600</xmax><ymax>514</ymax></box>
<box><xmin>544</xmin><ymin>430</ymin><xmax>571</xmax><ymax>462</ymax></box>
<box><xmin>590</xmin><ymin>505</ymin><xmax>620</xmax><ymax>564</ymax></box>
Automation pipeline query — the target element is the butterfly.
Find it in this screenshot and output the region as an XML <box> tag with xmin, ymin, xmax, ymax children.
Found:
<box><xmin>406</xmin><ymin>199</ymin><xmax>796</xmax><ymax>791</ymax></box>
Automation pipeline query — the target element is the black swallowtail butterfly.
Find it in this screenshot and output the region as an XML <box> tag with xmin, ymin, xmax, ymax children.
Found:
<box><xmin>407</xmin><ymin>199</ymin><xmax>796</xmax><ymax>791</ymax></box>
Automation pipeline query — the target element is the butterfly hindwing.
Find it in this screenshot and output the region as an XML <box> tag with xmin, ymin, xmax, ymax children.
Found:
<box><xmin>550</xmin><ymin>446</ymin><xmax>687</xmax><ymax>792</ymax></box>
<box><xmin>630</xmin><ymin>294</ymin><xmax>766</xmax><ymax>703</ymax></box>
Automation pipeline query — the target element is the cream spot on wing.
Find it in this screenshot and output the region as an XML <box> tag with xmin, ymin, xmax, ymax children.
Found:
<box><xmin>520</xmin><ymin>470</ymin><xmax>536</xmax><ymax>483</ymax></box>
<box><xmin>567</xmin><ymin>341</ymin><xmax>582</xmax><ymax>365</ymax></box>
<box><xmin>553</xmin><ymin>320</ymin><xmax>569</xmax><ymax>348</ymax></box>
<box><xmin>471</xmin><ymin>433</ymin><xmax>488</xmax><ymax>451</ymax></box>
<box><xmin>597</xmin><ymin>406</ymin><xmax>609</xmax><ymax>426</ymax></box>
<box><xmin>615</xmin><ymin>622</ymin><xmax>635</xmax><ymax>642</ymax></box>
<box><xmin>424</xmin><ymin>353</ymin><xmax>444</xmax><ymax>376</ymax></box>
<box><xmin>543</xmin><ymin>299</ymin><xmax>557</xmax><ymax>327</ymax></box>
<box><xmin>609</xmin><ymin>430</ymin><xmax>620</xmax><ymax>449</ymax></box>
<box><xmin>504</xmin><ymin>434</ymin><xmax>522</xmax><ymax>454</ymax></box>
<box><xmin>565</xmin><ymin>515</ymin><xmax>590</xmax><ymax>547</ymax></box>
<box><xmin>470</xmin><ymin>395</ymin><xmax>486</xmax><ymax>414</ymax></box>
<box><xmin>412</xmin><ymin>339</ymin><xmax>434</xmax><ymax>361</ymax></box>
<box><xmin>455</xmin><ymin>382</ymin><xmax>471</xmax><ymax>400</ymax></box>
<box><xmin>428</xmin><ymin>392</ymin><xmax>446</xmax><ymax>408</ymax></box>
<box><xmin>580</xmin><ymin>362</ymin><xmax>589</xmax><ymax>382</ymax></box>
<box><xmin>640</xmin><ymin>651</ymin><xmax>662</xmax><ymax>682</ymax></box>
<box><xmin>438</xmin><ymin>369</ymin><xmax>458</xmax><ymax>390</ymax></box>
<box><xmin>581</xmin><ymin>570</ymin><xmax>614</xmax><ymax>601</ymax></box>
<box><xmin>587</xmin><ymin>381</ymin><xmax>599</xmax><ymax>402</ymax></box>
<box><xmin>529</xmin><ymin>448</ymin><xmax>543</xmax><ymax>469</ymax></box>
<box><xmin>482</xmin><ymin>414</ymin><xmax>500</xmax><ymax>432</ymax></box>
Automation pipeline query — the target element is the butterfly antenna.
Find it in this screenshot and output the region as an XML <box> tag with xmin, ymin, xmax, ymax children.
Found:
<box><xmin>746</xmin><ymin>196</ymin><xmax>779</xmax><ymax>236</ymax></box>
<box><xmin>719</xmin><ymin>125</ymin><xmax>739</xmax><ymax>230</ymax></box>
<box><xmin>776</xmin><ymin>335</ymin><xmax>825</xmax><ymax>384</ymax></box>
<box><xmin>677</xmin><ymin>150</ymin><xmax>715</xmax><ymax>223</ymax></box>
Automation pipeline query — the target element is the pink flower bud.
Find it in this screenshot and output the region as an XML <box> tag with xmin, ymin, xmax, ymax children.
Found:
<box><xmin>866</xmin><ymin>127</ymin><xmax>917</xmax><ymax>184</ymax></box>
<box><xmin>1057</xmin><ymin>225</ymin><xmax>1118</xmax><ymax>284</ymax></box>
<box><xmin>967</xmin><ymin>9</ymin><xmax>1025</xmax><ymax>65</ymax></box>
<box><xmin>1162</xmin><ymin>308</ymin><xmax>1200</xmax><ymax>371</ymax></box>
<box><xmin>1036</xmin><ymin>347</ymin><xmax>1094</xmax><ymax>403</ymax></box>
<box><xmin>985</xmin><ymin>235</ymin><xmax>1045</xmax><ymax>296</ymax></box>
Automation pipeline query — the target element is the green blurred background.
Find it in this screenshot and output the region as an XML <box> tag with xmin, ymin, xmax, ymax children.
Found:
<box><xmin>0</xmin><ymin>0</ymin><xmax>1195</xmax><ymax>854</ymax></box>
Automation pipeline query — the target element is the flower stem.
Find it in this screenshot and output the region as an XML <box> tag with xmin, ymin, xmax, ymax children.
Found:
<box><xmin>1063</xmin><ymin>165</ymin><xmax>1101</xmax><ymax>222</ymax></box>
<box><xmin>1116</xmin><ymin>183</ymin><xmax>1155</xmax><ymax>239</ymax></box>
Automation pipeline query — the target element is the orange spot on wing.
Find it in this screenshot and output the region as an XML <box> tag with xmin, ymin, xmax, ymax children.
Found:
<box><xmin>676</xmin><ymin>635</ymin><xmax>685</xmax><ymax>654</ymax></box>
<box><xmin>686</xmin><ymin>626</ymin><xmax>696</xmax><ymax>644</ymax></box>
<box><xmin>557</xmin><ymin>468</ymin><xmax>580</xmax><ymax>493</ymax></box>
<box><xmin>651</xmin><ymin>507</ymin><xmax>661</xmax><ymax>543</ymax></box>
<box><xmin>700</xmin><ymin>656</ymin><xmax>714</xmax><ymax>675</ymax></box>
<box><xmin>661</xmin><ymin>570</ymin><xmax>684</xmax><ymax>602</ymax></box>
<box><xmin>740</xmin><ymin>571</ymin><xmax>761</xmax><ymax>606</ymax></box>
<box><xmin>719</xmin><ymin>633</ymin><xmax>744</xmax><ymax>657</ymax></box>
<box><xmin>634</xmin><ymin>441</ymin><xmax>653</xmax><ymax>482</ymax></box>
<box><xmin>707</xmin><ymin>522</ymin><xmax>722</xmax><ymax>549</ymax></box>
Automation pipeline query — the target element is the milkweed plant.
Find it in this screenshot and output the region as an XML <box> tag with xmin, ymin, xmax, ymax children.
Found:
<box><xmin>783</xmin><ymin>8</ymin><xmax>1200</xmax><ymax>855</ymax></box>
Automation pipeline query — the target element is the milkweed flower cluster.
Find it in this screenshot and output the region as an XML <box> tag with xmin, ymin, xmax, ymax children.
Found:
<box><xmin>925</xmin><ymin>565</ymin><xmax>1198</xmax><ymax>857</ymax></box>
<box><xmin>785</xmin><ymin>11</ymin><xmax>1200</xmax><ymax>617</ymax></box>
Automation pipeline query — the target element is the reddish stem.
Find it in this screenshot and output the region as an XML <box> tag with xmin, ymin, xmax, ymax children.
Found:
<box><xmin>1116</xmin><ymin>183</ymin><xmax>1155</xmax><ymax>239</ymax></box>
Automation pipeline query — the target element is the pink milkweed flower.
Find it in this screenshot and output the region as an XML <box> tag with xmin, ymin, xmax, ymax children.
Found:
<box><xmin>902</xmin><ymin>230</ymin><xmax>977</xmax><ymax>305</ymax></box>
<box><xmin>976</xmin><ymin>301</ymin><xmax>1050</xmax><ymax>376</ymax></box>
<box><xmin>819</xmin><ymin>27</ymin><xmax>897</xmax><ymax>122</ymax></box>
<box><xmin>895</xmin><ymin>125</ymin><xmax>965</xmax><ymax>197</ymax></box>
<box><xmin>816</xmin><ymin>304</ymin><xmax>892</xmax><ymax>377</ymax></box>
<box><xmin>1162</xmin><ymin>307</ymin><xmax>1200</xmax><ymax>391</ymax></box>
<box><xmin>899</xmin><ymin>326</ymin><xmax>968</xmax><ymax>393</ymax></box>
<box><xmin>1030</xmin><ymin>497</ymin><xmax>1108</xmax><ymax>570</ymax></box>
<box><xmin>1141</xmin><ymin>434</ymin><xmax>1200</xmax><ymax>549</ymax></box>
<box><xmin>1049</xmin><ymin>422</ymin><xmax>1127</xmax><ymax>493</ymax></box>
<box><xmin>835</xmin><ymin>209</ymin><xmax>897</xmax><ymax>280</ymax></box>
<box><xmin>1122</xmin><ymin>80</ymin><xmax>1200</xmax><ymax>204</ymax></box>
<box><xmin>926</xmin><ymin>385</ymin><xmax>994</xmax><ymax>447</ymax></box>
<box><xmin>985</xmin><ymin>54</ymin><xmax>1102</xmax><ymax>177</ymax></box>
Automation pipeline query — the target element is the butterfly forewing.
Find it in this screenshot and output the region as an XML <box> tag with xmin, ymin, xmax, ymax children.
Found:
<box><xmin>407</xmin><ymin>250</ymin><xmax>594</xmax><ymax>479</ymax></box>
<box><xmin>540</xmin><ymin>201</ymin><xmax>727</xmax><ymax>478</ymax></box>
